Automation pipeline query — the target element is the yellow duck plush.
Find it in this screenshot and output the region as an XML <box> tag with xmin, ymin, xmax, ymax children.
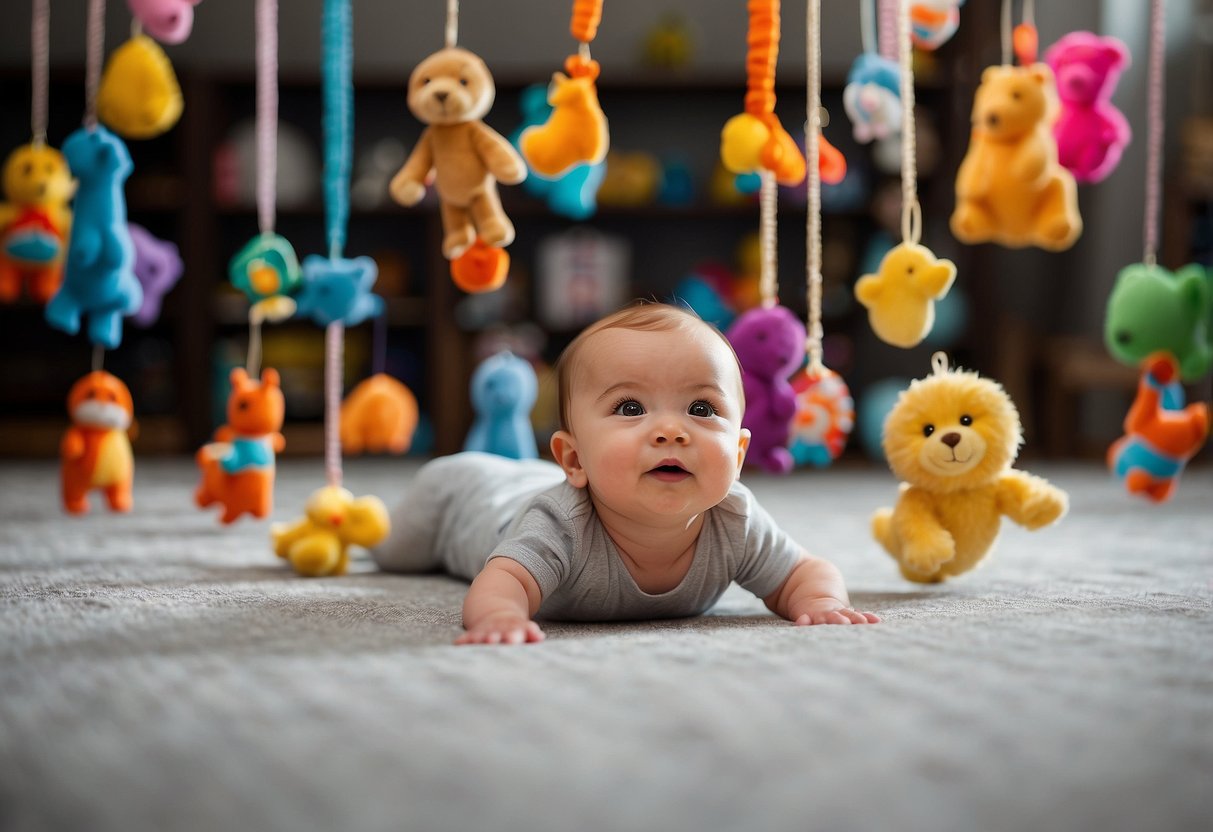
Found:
<box><xmin>950</xmin><ymin>63</ymin><xmax>1081</xmax><ymax>251</ymax></box>
<box><xmin>872</xmin><ymin>356</ymin><xmax>1068</xmax><ymax>583</ymax></box>
<box><xmin>97</xmin><ymin>34</ymin><xmax>183</xmax><ymax>139</ymax></box>
<box><xmin>520</xmin><ymin>61</ymin><xmax>609</xmax><ymax>178</ymax></box>
<box><xmin>854</xmin><ymin>242</ymin><xmax>957</xmax><ymax>348</ymax></box>
<box><xmin>272</xmin><ymin>485</ymin><xmax>391</xmax><ymax>577</ymax></box>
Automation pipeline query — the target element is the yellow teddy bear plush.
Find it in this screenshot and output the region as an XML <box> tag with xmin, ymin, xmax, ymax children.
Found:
<box><xmin>390</xmin><ymin>47</ymin><xmax>527</xmax><ymax>260</ymax></box>
<box><xmin>271</xmin><ymin>485</ymin><xmax>391</xmax><ymax>577</ymax></box>
<box><xmin>872</xmin><ymin>355</ymin><xmax>1068</xmax><ymax>583</ymax></box>
<box><xmin>0</xmin><ymin>143</ymin><xmax>75</xmax><ymax>304</ymax></box>
<box><xmin>950</xmin><ymin>63</ymin><xmax>1081</xmax><ymax>252</ymax></box>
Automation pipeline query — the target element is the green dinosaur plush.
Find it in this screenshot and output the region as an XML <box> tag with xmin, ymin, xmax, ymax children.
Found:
<box><xmin>1104</xmin><ymin>262</ymin><xmax>1212</xmax><ymax>382</ymax></box>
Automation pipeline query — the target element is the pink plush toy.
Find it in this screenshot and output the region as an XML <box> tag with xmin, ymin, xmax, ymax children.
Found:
<box><xmin>126</xmin><ymin>0</ymin><xmax>202</xmax><ymax>45</ymax></box>
<box><xmin>1045</xmin><ymin>32</ymin><xmax>1131</xmax><ymax>184</ymax></box>
<box><xmin>726</xmin><ymin>305</ymin><xmax>807</xmax><ymax>475</ymax></box>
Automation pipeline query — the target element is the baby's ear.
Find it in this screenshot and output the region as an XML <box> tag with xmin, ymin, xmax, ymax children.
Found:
<box><xmin>736</xmin><ymin>428</ymin><xmax>752</xmax><ymax>473</ymax></box>
<box><xmin>549</xmin><ymin>430</ymin><xmax>587</xmax><ymax>488</ymax></box>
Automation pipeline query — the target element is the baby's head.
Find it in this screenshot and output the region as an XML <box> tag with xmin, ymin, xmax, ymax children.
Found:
<box><xmin>551</xmin><ymin>303</ymin><xmax>750</xmax><ymax>522</ymax></box>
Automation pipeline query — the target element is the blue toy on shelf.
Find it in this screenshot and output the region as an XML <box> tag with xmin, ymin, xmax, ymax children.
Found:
<box><xmin>45</xmin><ymin>126</ymin><xmax>141</xmax><ymax>349</ymax></box>
<box><xmin>464</xmin><ymin>351</ymin><xmax>539</xmax><ymax>459</ymax></box>
<box><xmin>294</xmin><ymin>255</ymin><xmax>384</xmax><ymax>327</ymax></box>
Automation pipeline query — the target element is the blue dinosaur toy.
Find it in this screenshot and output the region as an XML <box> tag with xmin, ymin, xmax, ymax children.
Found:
<box><xmin>511</xmin><ymin>84</ymin><xmax>605</xmax><ymax>221</ymax></box>
<box><xmin>464</xmin><ymin>351</ymin><xmax>538</xmax><ymax>459</ymax></box>
<box><xmin>46</xmin><ymin>126</ymin><xmax>141</xmax><ymax>348</ymax></box>
<box><xmin>294</xmin><ymin>255</ymin><xmax>384</xmax><ymax>327</ymax></box>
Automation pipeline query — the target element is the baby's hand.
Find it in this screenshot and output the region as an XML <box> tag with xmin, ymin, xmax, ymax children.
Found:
<box><xmin>793</xmin><ymin>598</ymin><xmax>881</xmax><ymax>626</ymax></box>
<box><xmin>455</xmin><ymin>612</ymin><xmax>545</xmax><ymax>646</ymax></box>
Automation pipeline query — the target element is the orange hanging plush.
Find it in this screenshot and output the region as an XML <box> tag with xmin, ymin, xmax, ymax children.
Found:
<box><xmin>951</xmin><ymin>64</ymin><xmax>1082</xmax><ymax>252</ymax></box>
<box><xmin>60</xmin><ymin>371</ymin><xmax>136</xmax><ymax>515</ymax></box>
<box><xmin>340</xmin><ymin>373</ymin><xmax>419</xmax><ymax>455</ymax></box>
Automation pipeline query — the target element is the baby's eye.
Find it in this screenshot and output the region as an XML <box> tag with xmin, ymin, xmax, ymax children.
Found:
<box><xmin>688</xmin><ymin>400</ymin><xmax>716</xmax><ymax>418</ymax></box>
<box><xmin>959</xmin><ymin>414</ymin><xmax>973</xmax><ymax>426</ymax></box>
<box><xmin>613</xmin><ymin>400</ymin><xmax>644</xmax><ymax>417</ymax></box>
<box><xmin>922</xmin><ymin>424</ymin><xmax>935</xmax><ymax>437</ymax></box>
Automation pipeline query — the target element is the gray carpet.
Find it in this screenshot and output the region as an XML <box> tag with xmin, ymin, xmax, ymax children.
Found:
<box><xmin>1</xmin><ymin>458</ymin><xmax>1210</xmax><ymax>832</ymax></box>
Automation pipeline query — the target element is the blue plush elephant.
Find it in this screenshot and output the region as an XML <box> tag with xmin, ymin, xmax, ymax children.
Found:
<box><xmin>464</xmin><ymin>352</ymin><xmax>538</xmax><ymax>459</ymax></box>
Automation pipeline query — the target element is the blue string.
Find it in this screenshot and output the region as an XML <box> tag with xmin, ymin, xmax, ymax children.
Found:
<box><xmin>322</xmin><ymin>0</ymin><xmax>352</xmax><ymax>259</ymax></box>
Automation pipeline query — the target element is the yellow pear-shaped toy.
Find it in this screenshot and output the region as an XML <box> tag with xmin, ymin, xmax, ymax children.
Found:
<box><xmin>97</xmin><ymin>35</ymin><xmax>183</xmax><ymax>139</ymax></box>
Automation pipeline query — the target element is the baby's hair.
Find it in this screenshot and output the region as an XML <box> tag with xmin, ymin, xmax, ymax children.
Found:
<box><xmin>554</xmin><ymin>301</ymin><xmax>743</xmax><ymax>431</ymax></box>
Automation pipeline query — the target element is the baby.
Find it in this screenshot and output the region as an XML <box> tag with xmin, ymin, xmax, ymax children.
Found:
<box><xmin>374</xmin><ymin>303</ymin><xmax>879</xmax><ymax>644</ymax></box>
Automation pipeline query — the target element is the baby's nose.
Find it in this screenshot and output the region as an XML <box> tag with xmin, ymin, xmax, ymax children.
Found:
<box><xmin>941</xmin><ymin>432</ymin><xmax>961</xmax><ymax>448</ymax></box>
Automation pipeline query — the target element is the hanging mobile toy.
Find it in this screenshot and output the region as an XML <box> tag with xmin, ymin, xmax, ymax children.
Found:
<box><xmin>390</xmin><ymin>2</ymin><xmax>526</xmax><ymax>294</ymax></box>
<box><xmin>786</xmin><ymin>0</ymin><xmax>854</xmax><ymax>469</ymax></box>
<box><xmin>950</xmin><ymin>0</ymin><xmax>1081</xmax><ymax>251</ymax></box>
<box><xmin>61</xmin><ymin>370</ymin><xmax>137</xmax><ymax>515</ymax></box>
<box><xmin>125</xmin><ymin>0</ymin><xmax>202</xmax><ymax>45</ymax></box>
<box><xmin>96</xmin><ymin>23</ymin><xmax>183</xmax><ymax>139</ymax></box>
<box><xmin>519</xmin><ymin>0</ymin><xmax>609</xmax><ymax>178</ymax></box>
<box><xmin>1</xmin><ymin>0</ymin><xmax>74</xmax><ymax>306</ymax></box>
<box><xmin>909</xmin><ymin>1</ymin><xmax>965</xmax><ymax>52</ymax></box>
<box><xmin>274</xmin><ymin>0</ymin><xmax>389</xmax><ymax>576</ymax></box>
<box><xmin>127</xmin><ymin>222</ymin><xmax>183</xmax><ymax>327</ymax></box>
<box><xmin>843</xmin><ymin>0</ymin><xmax>901</xmax><ymax>145</ymax></box>
<box><xmin>1045</xmin><ymin>31</ymin><xmax>1131</xmax><ymax>185</ymax></box>
<box><xmin>855</xmin><ymin>0</ymin><xmax>956</xmax><ymax>349</ymax></box>
<box><xmin>511</xmin><ymin>84</ymin><xmax>605</xmax><ymax>221</ymax></box>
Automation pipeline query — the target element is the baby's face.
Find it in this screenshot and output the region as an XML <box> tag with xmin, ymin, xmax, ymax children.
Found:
<box><xmin>557</xmin><ymin>325</ymin><xmax>750</xmax><ymax>524</ymax></box>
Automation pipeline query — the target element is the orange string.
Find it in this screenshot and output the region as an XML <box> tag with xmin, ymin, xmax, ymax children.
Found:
<box><xmin>571</xmin><ymin>0</ymin><xmax>602</xmax><ymax>43</ymax></box>
<box><xmin>745</xmin><ymin>0</ymin><xmax>779</xmax><ymax>115</ymax></box>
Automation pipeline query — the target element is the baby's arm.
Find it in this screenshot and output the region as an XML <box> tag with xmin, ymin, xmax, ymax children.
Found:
<box><xmin>764</xmin><ymin>554</ymin><xmax>880</xmax><ymax>626</ymax></box>
<box><xmin>457</xmin><ymin>557</ymin><xmax>546</xmax><ymax>645</ymax></box>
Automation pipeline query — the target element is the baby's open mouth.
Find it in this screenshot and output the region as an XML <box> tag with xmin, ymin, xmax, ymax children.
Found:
<box><xmin>648</xmin><ymin>462</ymin><xmax>691</xmax><ymax>481</ymax></box>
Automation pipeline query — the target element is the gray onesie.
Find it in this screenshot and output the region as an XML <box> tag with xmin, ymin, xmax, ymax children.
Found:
<box><xmin>374</xmin><ymin>452</ymin><xmax>803</xmax><ymax>621</ymax></box>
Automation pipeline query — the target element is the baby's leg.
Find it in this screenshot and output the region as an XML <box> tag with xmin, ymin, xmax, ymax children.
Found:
<box><xmin>373</xmin><ymin>455</ymin><xmax>468</xmax><ymax>574</ymax></box>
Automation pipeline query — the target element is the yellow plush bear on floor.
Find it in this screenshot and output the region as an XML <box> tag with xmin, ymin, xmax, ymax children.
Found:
<box><xmin>872</xmin><ymin>355</ymin><xmax>1068</xmax><ymax>583</ymax></box>
<box><xmin>854</xmin><ymin>242</ymin><xmax>957</xmax><ymax>348</ymax></box>
<box><xmin>951</xmin><ymin>64</ymin><xmax>1081</xmax><ymax>252</ymax></box>
<box><xmin>390</xmin><ymin>48</ymin><xmax>527</xmax><ymax>260</ymax></box>
<box><xmin>272</xmin><ymin>485</ymin><xmax>391</xmax><ymax>577</ymax></box>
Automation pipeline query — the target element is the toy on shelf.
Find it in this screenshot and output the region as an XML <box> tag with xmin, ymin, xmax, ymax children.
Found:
<box><xmin>511</xmin><ymin>84</ymin><xmax>604</xmax><ymax>221</ymax></box>
<box><xmin>728</xmin><ymin>306</ymin><xmax>806</xmax><ymax>474</ymax></box>
<box><xmin>1104</xmin><ymin>263</ymin><xmax>1212</xmax><ymax>382</ymax></box>
<box><xmin>128</xmin><ymin>223</ymin><xmax>182</xmax><ymax>327</ymax></box>
<box><xmin>271</xmin><ymin>485</ymin><xmax>390</xmax><ymax>577</ymax></box>
<box><xmin>195</xmin><ymin>367</ymin><xmax>285</xmax><ymax>524</ymax></box>
<box><xmin>0</xmin><ymin>143</ymin><xmax>73</xmax><ymax>304</ymax></box>
<box><xmin>520</xmin><ymin>0</ymin><xmax>608</xmax><ymax>179</ymax></box>
<box><xmin>390</xmin><ymin>45</ymin><xmax>526</xmax><ymax>287</ymax></box>
<box><xmin>843</xmin><ymin>53</ymin><xmax>902</xmax><ymax>145</ymax></box>
<box><xmin>1108</xmin><ymin>352</ymin><xmax>1209</xmax><ymax>503</ymax></box>
<box><xmin>60</xmin><ymin>371</ymin><xmax>136</xmax><ymax>515</ymax></box>
<box><xmin>45</xmin><ymin>126</ymin><xmax>142</xmax><ymax>350</ymax></box>
<box><xmin>855</xmin><ymin>242</ymin><xmax>956</xmax><ymax>348</ymax></box>
<box><xmin>909</xmin><ymin>1</ymin><xmax>965</xmax><ymax>51</ymax></box>
<box><xmin>97</xmin><ymin>34</ymin><xmax>183</xmax><ymax>139</ymax></box>
<box><xmin>596</xmin><ymin>151</ymin><xmax>662</xmax><ymax>207</ymax></box>
<box><xmin>642</xmin><ymin>12</ymin><xmax>693</xmax><ymax>69</ymax></box>
<box><xmin>950</xmin><ymin>62</ymin><xmax>1082</xmax><ymax>251</ymax></box>
<box><xmin>126</xmin><ymin>0</ymin><xmax>203</xmax><ymax>45</ymax></box>
<box><xmin>340</xmin><ymin>373</ymin><xmax>418</xmax><ymax>455</ymax></box>
<box><xmin>1045</xmin><ymin>32</ymin><xmax>1131</xmax><ymax>184</ymax></box>
<box><xmin>464</xmin><ymin>352</ymin><xmax>539</xmax><ymax>460</ymax></box>
<box><xmin>871</xmin><ymin>353</ymin><xmax>1068</xmax><ymax>583</ymax></box>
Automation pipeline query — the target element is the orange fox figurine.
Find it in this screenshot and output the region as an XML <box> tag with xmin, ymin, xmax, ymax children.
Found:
<box><xmin>1108</xmin><ymin>352</ymin><xmax>1209</xmax><ymax>503</ymax></box>
<box><xmin>61</xmin><ymin>371</ymin><xmax>136</xmax><ymax>515</ymax></box>
<box><xmin>340</xmin><ymin>373</ymin><xmax>419</xmax><ymax>455</ymax></box>
<box><xmin>195</xmin><ymin>367</ymin><xmax>286</xmax><ymax>523</ymax></box>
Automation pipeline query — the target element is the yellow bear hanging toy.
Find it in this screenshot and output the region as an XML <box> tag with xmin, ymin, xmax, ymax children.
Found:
<box><xmin>951</xmin><ymin>63</ymin><xmax>1081</xmax><ymax>251</ymax></box>
<box><xmin>97</xmin><ymin>34</ymin><xmax>183</xmax><ymax>139</ymax></box>
<box><xmin>855</xmin><ymin>242</ymin><xmax>956</xmax><ymax>349</ymax></box>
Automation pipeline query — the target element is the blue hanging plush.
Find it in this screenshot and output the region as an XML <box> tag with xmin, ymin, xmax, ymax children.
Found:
<box><xmin>295</xmin><ymin>254</ymin><xmax>383</xmax><ymax>326</ymax></box>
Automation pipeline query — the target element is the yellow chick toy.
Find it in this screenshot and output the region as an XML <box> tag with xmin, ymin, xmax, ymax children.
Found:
<box><xmin>271</xmin><ymin>485</ymin><xmax>391</xmax><ymax>577</ymax></box>
<box><xmin>97</xmin><ymin>35</ymin><xmax>183</xmax><ymax>139</ymax></box>
<box><xmin>854</xmin><ymin>242</ymin><xmax>957</xmax><ymax>349</ymax></box>
<box><xmin>520</xmin><ymin>64</ymin><xmax>609</xmax><ymax>178</ymax></box>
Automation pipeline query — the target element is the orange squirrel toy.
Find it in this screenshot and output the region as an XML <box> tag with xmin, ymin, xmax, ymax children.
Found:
<box><xmin>195</xmin><ymin>368</ymin><xmax>285</xmax><ymax>524</ymax></box>
<box><xmin>340</xmin><ymin>373</ymin><xmax>419</xmax><ymax>455</ymax></box>
<box><xmin>60</xmin><ymin>371</ymin><xmax>136</xmax><ymax>515</ymax></box>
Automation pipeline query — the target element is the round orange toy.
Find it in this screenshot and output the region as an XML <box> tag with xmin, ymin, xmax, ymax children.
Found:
<box><xmin>450</xmin><ymin>239</ymin><xmax>509</xmax><ymax>293</ymax></box>
<box><xmin>61</xmin><ymin>371</ymin><xmax>136</xmax><ymax>515</ymax></box>
<box><xmin>340</xmin><ymin>373</ymin><xmax>419</xmax><ymax>455</ymax></box>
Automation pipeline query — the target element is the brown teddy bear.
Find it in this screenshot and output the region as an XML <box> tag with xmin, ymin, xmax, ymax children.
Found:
<box><xmin>390</xmin><ymin>48</ymin><xmax>527</xmax><ymax>260</ymax></box>
<box><xmin>872</xmin><ymin>356</ymin><xmax>1069</xmax><ymax>583</ymax></box>
<box><xmin>951</xmin><ymin>64</ymin><xmax>1082</xmax><ymax>252</ymax></box>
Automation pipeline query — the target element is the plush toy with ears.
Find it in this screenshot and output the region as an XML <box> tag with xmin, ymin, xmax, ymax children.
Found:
<box><xmin>872</xmin><ymin>356</ymin><xmax>1068</xmax><ymax>582</ymax></box>
<box><xmin>1104</xmin><ymin>262</ymin><xmax>1212</xmax><ymax>382</ymax></box>
<box><xmin>61</xmin><ymin>371</ymin><xmax>137</xmax><ymax>515</ymax></box>
<box><xmin>272</xmin><ymin>486</ymin><xmax>391</xmax><ymax>577</ymax></box>
<box><xmin>727</xmin><ymin>305</ymin><xmax>807</xmax><ymax>474</ymax></box>
<box><xmin>951</xmin><ymin>63</ymin><xmax>1082</xmax><ymax>251</ymax></box>
<box><xmin>464</xmin><ymin>352</ymin><xmax>538</xmax><ymax>460</ymax></box>
<box><xmin>1046</xmin><ymin>31</ymin><xmax>1131</xmax><ymax>184</ymax></box>
<box><xmin>0</xmin><ymin>143</ymin><xmax>74</xmax><ymax>304</ymax></box>
<box><xmin>843</xmin><ymin>53</ymin><xmax>902</xmax><ymax>145</ymax></box>
<box><xmin>390</xmin><ymin>48</ymin><xmax>526</xmax><ymax>261</ymax></box>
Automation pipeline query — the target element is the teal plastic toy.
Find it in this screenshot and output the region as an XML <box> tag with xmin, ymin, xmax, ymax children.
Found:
<box><xmin>228</xmin><ymin>233</ymin><xmax>302</xmax><ymax>321</ymax></box>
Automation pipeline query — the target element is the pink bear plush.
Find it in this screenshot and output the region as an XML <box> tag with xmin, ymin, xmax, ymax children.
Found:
<box><xmin>126</xmin><ymin>0</ymin><xmax>202</xmax><ymax>45</ymax></box>
<box><xmin>1045</xmin><ymin>32</ymin><xmax>1131</xmax><ymax>184</ymax></box>
<box><xmin>726</xmin><ymin>305</ymin><xmax>807</xmax><ymax>475</ymax></box>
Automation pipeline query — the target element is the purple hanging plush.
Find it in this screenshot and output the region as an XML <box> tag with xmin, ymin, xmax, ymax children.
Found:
<box><xmin>726</xmin><ymin>305</ymin><xmax>806</xmax><ymax>474</ymax></box>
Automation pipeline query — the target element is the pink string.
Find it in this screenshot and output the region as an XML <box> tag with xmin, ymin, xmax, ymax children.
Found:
<box><xmin>31</xmin><ymin>0</ymin><xmax>49</xmax><ymax>143</ymax></box>
<box><xmin>84</xmin><ymin>0</ymin><xmax>105</xmax><ymax>129</ymax></box>
<box><xmin>877</xmin><ymin>0</ymin><xmax>898</xmax><ymax>61</ymax></box>
<box><xmin>324</xmin><ymin>322</ymin><xmax>344</xmax><ymax>488</ymax></box>
<box><xmin>256</xmin><ymin>0</ymin><xmax>279</xmax><ymax>235</ymax></box>
<box><xmin>1143</xmin><ymin>0</ymin><xmax>1165</xmax><ymax>266</ymax></box>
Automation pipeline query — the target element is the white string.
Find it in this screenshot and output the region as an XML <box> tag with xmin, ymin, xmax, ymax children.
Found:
<box><xmin>31</xmin><ymin>0</ymin><xmax>49</xmax><ymax>144</ymax></box>
<box><xmin>899</xmin><ymin>0</ymin><xmax>920</xmax><ymax>245</ymax></box>
<box><xmin>1024</xmin><ymin>0</ymin><xmax>1035</xmax><ymax>28</ymax></box>
<box><xmin>256</xmin><ymin>0</ymin><xmax>278</xmax><ymax>236</ymax></box>
<box><xmin>804</xmin><ymin>0</ymin><xmax>823</xmax><ymax>371</ymax></box>
<box><xmin>246</xmin><ymin>316</ymin><xmax>263</xmax><ymax>377</ymax></box>
<box><xmin>84</xmin><ymin>0</ymin><xmax>105</xmax><ymax>129</ymax></box>
<box><xmin>859</xmin><ymin>0</ymin><xmax>875</xmax><ymax>56</ymax></box>
<box><xmin>931</xmin><ymin>351</ymin><xmax>949</xmax><ymax>376</ymax></box>
<box><xmin>1001</xmin><ymin>0</ymin><xmax>1013</xmax><ymax>66</ymax></box>
<box><xmin>578</xmin><ymin>41</ymin><xmax>591</xmax><ymax>62</ymax></box>
<box><xmin>445</xmin><ymin>0</ymin><xmax>459</xmax><ymax>48</ymax></box>
<box><xmin>759</xmin><ymin>171</ymin><xmax>778</xmax><ymax>307</ymax></box>
<box><xmin>1143</xmin><ymin>0</ymin><xmax>1166</xmax><ymax>267</ymax></box>
<box><xmin>92</xmin><ymin>343</ymin><xmax>105</xmax><ymax>372</ymax></box>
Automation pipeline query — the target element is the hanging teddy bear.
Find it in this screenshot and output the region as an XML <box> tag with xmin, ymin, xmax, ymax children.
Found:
<box><xmin>390</xmin><ymin>48</ymin><xmax>527</xmax><ymax>261</ymax></box>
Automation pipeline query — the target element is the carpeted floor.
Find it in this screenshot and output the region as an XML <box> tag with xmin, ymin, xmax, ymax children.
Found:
<box><xmin>1</xmin><ymin>458</ymin><xmax>1210</xmax><ymax>832</ymax></box>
